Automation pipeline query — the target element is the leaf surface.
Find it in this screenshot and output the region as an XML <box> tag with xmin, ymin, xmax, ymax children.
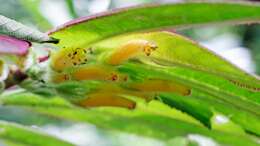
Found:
<box><xmin>0</xmin><ymin>15</ymin><xmax>57</xmax><ymax>43</ymax></box>
<box><xmin>92</xmin><ymin>31</ymin><xmax>260</xmax><ymax>90</ymax></box>
<box><xmin>0</xmin><ymin>120</ymin><xmax>74</xmax><ymax>146</ymax></box>
<box><xmin>0</xmin><ymin>93</ymin><xmax>259</xmax><ymax>146</ymax></box>
<box><xmin>49</xmin><ymin>2</ymin><xmax>260</xmax><ymax>90</ymax></box>
<box><xmin>50</xmin><ymin>1</ymin><xmax>260</xmax><ymax>48</ymax></box>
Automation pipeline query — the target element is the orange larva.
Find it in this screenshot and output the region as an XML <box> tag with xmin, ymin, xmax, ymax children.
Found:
<box><xmin>107</xmin><ymin>40</ymin><xmax>157</xmax><ymax>65</ymax></box>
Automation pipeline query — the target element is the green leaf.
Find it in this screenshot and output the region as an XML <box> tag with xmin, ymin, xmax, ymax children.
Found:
<box><xmin>0</xmin><ymin>15</ymin><xmax>58</xmax><ymax>43</ymax></box>
<box><xmin>2</xmin><ymin>77</ymin><xmax>260</xmax><ymax>138</ymax></box>
<box><xmin>92</xmin><ymin>31</ymin><xmax>260</xmax><ymax>90</ymax></box>
<box><xmin>50</xmin><ymin>1</ymin><xmax>260</xmax><ymax>48</ymax></box>
<box><xmin>51</xmin><ymin>30</ymin><xmax>260</xmax><ymax>116</ymax></box>
<box><xmin>49</xmin><ymin>1</ymin><xmax>260</xmax><ymax>89</ymax></box>
<box><xmin>158</xmin><ymin>90</ymin><xmax>260</xmax><ymax>136</ymax></box>
<box><xmin>0</xmin><ymin>120</ymin><xmax>74</xmax><ymax>146</ymax></box>
<box><xmin>115</xmin><ymin>63</ymin><xmax>260</xmax><ymax>135</ymax></box>
<box><xmin>0</xmin><ymin>92</ymin><xmax>72</xmax><ymax>108</ymax></box>
<box><xmin>48</xmin><ymin>29</ymin><xmax>260</xmax><ymax>135</ymax></box>
<box><xmin>49</xmin><ymin>30</ymin><xmax>260</xmax><ymax>104</ymax></box>
<box><xmin>0</xmin><ymin>106</ymin><xmax>63</xmax><ymax>126</ymax></box>
<box><xmin>210</xmin><ymin>112</ymin><xmax>245</xmax><ymax>135</ymax></box>
<box><xmin>0</xmin><ymin>93</ymin><xmax>259</xmax><ymax>146</ymax></box>
<box><xmin>34</xmin><ymin>107</ymin><xmax>259</xmax><ymax>146</ymax></box>
<box><xmin>0</xmin><ymin>90</ymin><xmax>201</xmax><ymax>126</ymax></box>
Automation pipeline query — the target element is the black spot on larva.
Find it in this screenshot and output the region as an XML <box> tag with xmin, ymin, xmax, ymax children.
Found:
<box><xmin>73</xmin><ymin>62</ymin><xmax>77</xmax><ymax>65</ymax></box>
<box><xmin>88</xmin><ymin>47</ymin><xmax>93</xmax><ymax>54</ymax></box>
<box><xmin>73</xmin><ymin>51</ymin><xmax>77</xmax><ymax>55</ymax></box>
<box><xmin>123</xmin><ymin>76</ymin><xmax>128</xmax><ymax>81</ymax></box>
<box><xmin>64</xmin><ymin>74</ymin><xmax>69</xmax><ymax>80</ymax></box>
<box><xmin>109</xmin><ymin>73</ymin><xmax>118</xmax><ymax>81</ymax></box>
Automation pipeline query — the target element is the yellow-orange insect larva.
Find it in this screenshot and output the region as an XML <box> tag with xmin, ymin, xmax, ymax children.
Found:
<box><xmin>51</xmin><ymin>72</ymin><xmax>70</xmax><ymax>83</ymax></box>
<box><xmin>127</xmin><ymin>79</ymin><xmax>191</xmax><ymax>96</ymax></box>
<box><xmin>70</xmin><ymin>64</ymin><xmax>129</xmax><ymax>82</ymax></box>
<box><xmin>51</xmin><ymin>47</ymin><xmax>90</xmax><ymax>72</ymax></box>
<box><xmin>77</xmin><ymin>93</ymin><xmax>136</xmax><ymax>109</ymax></box>
<box><xmin>107</xmin><ymin>39</ymin><xmax>157</xmax><ymax>65</ymax></box>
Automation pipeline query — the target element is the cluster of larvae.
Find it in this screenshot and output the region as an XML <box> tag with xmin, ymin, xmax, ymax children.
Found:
<box><xmin>51</xmin><ymin>40</ymin><xmax>191</xmax><ymax>109</ymax></box>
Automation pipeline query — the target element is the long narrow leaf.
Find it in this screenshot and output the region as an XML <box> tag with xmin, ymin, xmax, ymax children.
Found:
<box><xmin>0</xmin><ymin>15</ymin><xmax>57</xmax><ymax>43</ymax></box>
<box><xmin>0</xmin><ymin>120</ymin><xmax>74</xmax><ymax>146</ymax></box>
<box><xmin>50</xmin><ymin>1</ymin><xmax>260</xmax><ymax>47</ymax></box>
<box><xmin>0</xmin><ymin>93</ymin><xmax>259</xmax><ymax>146</ymax></box>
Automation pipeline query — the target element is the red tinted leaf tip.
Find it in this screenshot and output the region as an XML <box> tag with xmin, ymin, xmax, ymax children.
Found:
<box><xmin>0</xmin><ymin>35</ymin><xmax>30</xmax><ymax>56</ymax></box>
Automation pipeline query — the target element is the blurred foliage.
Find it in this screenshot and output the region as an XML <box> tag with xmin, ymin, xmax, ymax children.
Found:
<box><xmin>242</xmin><ymin>25</ymin><xmax>260</xmax><ymax>75</ymax></box>
<box><xmin>0</xmin><ymin>0</ymin><xmax>51</xmax><ymax>30</ymax></box>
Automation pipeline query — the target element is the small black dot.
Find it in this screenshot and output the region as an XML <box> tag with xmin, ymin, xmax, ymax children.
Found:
<box><xmin>88</xmin><ymin>47</ymin><xmax>93</xmax><ymax>54</ymax></box>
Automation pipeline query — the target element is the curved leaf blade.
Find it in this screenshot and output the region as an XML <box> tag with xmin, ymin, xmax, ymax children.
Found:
<box><xmin>0</xmin><ymin>15</ymin><xmax>57</xmax><ymax>43</ymax></box>
<box><xmin>0</xmin><ymin>93</ymin><xmax>259</xmax><ymax>146</ymax></box>
<box><xmin>50</xmin><ymin>2</ymin><xmax>260</xmax><ymax>48</ymax></box>
<box><xmin>92</xmin><ymin>31</ymin><xmax>260</xmax><ymax>90</ymax></box>
<box><xmin>34</xmin><ymin>106</ymin><xmax>259</xmax><ymax>146</ymax></box>
<box><xmin>116</xmin><ymin>63</ymin><xmax>260</xmax><ymax>135</ymax></box>
<box><xmin>0</xmin><ymin>121</ymin><xmax>74</xmax><ymax>146</ymax></box>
